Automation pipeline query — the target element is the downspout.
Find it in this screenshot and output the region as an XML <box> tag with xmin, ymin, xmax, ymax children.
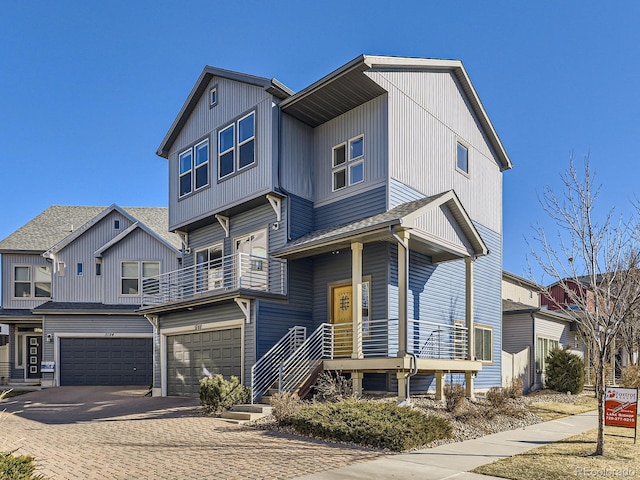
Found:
<box><xmin>275</xmin><ymin>104</ymin><xmax>292</xmax><ymax>241</ymax></box>
<box><xmin>530</xmin><ymin>312</ymin><xmax>536</xmax><ymax>392</ymax></box>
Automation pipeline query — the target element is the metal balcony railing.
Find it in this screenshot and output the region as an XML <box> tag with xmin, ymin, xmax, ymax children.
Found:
<box><xmin>141</xmin><ymin>253</ymin><xmax>287</xmax><ymax>306</ymax></box>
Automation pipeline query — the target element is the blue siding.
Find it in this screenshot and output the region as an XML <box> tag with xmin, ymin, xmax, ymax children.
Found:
<box><xmin>314</xmin><ymin>185</ymin><xmax>387</xmax><ymax>230</ymax></box>
<box><xmin>289</xmin><ymin>194</ymin><xmax>314</xmax><ymax>240</ymax></box>
<box><xmin>389</xmin><ymin>178</ymin><xmax>426</xmax><ymax>208</ymax></box>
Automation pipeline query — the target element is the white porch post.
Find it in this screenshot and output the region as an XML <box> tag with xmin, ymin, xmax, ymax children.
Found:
<box><xmin>465</xmin><ymin>256</ymin><xmax>475</xmax><ymax>397</ymax></box>
<box><xmin>351</xmin><ymin>242</ymin><xmax>364</xmax><ymax>359</ymax></box>
<box><xmin>396</xmin><ymin>230</ymin><xmax>410</xmax><ymax>357</ymax></box>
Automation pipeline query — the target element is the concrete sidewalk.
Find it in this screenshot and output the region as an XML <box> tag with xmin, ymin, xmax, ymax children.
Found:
<box><xmin>297</xmin><ymin>410</ymin><xmax>598</xmax><ymax>480</ymax></box>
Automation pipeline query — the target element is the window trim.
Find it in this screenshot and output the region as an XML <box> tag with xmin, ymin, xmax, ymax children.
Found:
<box><xmin>536</xmin><ymin>336</ymin><xmax>560</xmax><ymax>373</ymax></box>
<box><xmin>209</xmin><ymin>85</ymin><xmax>218</xmax><ymax>108</ymax></box>
<box><xmin>120</xmin><ymin>260</ymin><xmax>161</xmax><ymax>296</ymax></box>
<box><xmin>217</xmin><ymin>110</ymin><xmax>257</xmax><ymax>182</ymax></box>
<box><xmin>474</xmin><ymin>323</ymin><xmax>493</xmax><ymax>364</ymax></box>
<box><xmin>331</xmin><ymin>135</ymin><xmax>365</xmax><ymax>192</ymax></box>
<box><xmin>76</xmin><ymin>263</ymin><xmax>84</xmax><ymax>276</ymax></box>
<box><xmin>456</xmin><ymin>140</ymin><xmax>470</xmax><ymax>176</ymax></box>
<box><xmin>194</xmin><ymin>138</ymin><xmax>210</xmax><ymax>191</ymax></box>
<box><xmin>12</xmin><ymin>265</ymin><xmax>52</xmax><ymax>299</ymax></box>
<box><xmin>195</xmin><ymin>243</ymin><xmax>224</xmax><ymax>292</ymax></box>
<box><xmin>178</xmin><ymin>136</ymin><xmax>210</xmax><ymax>199</ymax></box>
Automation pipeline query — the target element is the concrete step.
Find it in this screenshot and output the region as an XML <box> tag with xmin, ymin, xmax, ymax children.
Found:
<box><xmin>231</xmin><ymin>404</ymin><xmax>272</xmax><ymax>414</ymax></box>
<box><xmin>220</xmin><ymin>410</ymin><xmax>265</xmax><ymax>421</ymax></box>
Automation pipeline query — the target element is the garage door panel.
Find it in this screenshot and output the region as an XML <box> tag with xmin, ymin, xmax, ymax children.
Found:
<box><xmin>167</xmin><ymin>327</ymin><xmax>241</xmax><ymax>398</ymax></box>
<box><xmin>60</xmin><ymin>338</ymin><xmax>152</xmax><ymax>386</ymax></box>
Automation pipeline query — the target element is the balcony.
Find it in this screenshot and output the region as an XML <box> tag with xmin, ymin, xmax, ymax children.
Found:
<box><xmin>141</xmin><ymin>253</ymin><xmax>286</xmax><ymax>306</ymax></box>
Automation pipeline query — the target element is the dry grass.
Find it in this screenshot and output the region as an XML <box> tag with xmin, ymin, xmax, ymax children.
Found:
<box><xmin>474</xmin><ymin>427</ymin><xmax>639</xmax><ymax>480</ymax></box>
<box><xmin>527</xmin><ymin>396</ymin><xmax>598</xmax><ymax>421</ymax></box>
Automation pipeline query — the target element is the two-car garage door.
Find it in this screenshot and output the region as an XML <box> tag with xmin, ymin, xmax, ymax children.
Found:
<box><xmin>59</xmin><ymin>338</ymin><xmax>153</xmax><ymax>386</ymax></box>
<box><xmin>167</xmin><ymin>328</ymin><xmax>242</xmax><ymax>397</ymax></box>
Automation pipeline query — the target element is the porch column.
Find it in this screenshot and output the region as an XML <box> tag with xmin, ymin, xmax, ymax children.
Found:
<box><xmin>396</xmin><ymin>372</ymin><xmax>407</xmax><ymax>402</ymax></box>
<box><xmin>351</xmin><ymin>371</ymin><xmax>363</xmax><ymax>396</ymax></box>
<box><xmin>434</xmin><ymin>371</ymin><xmax>445</xmax><ymax>401</ymax></box>
<box><xmin>351</xmin><ymin>242</ymin><xmax>364</xmax><ymax>359</ymax></box>
<box><xmin>465</xmin><ymin>256</ymin><xmax>475</xmax><ymax>396</ymax></box>
<box><xmin>396</xmin><ymin>230</ymin><xmax>410</xmax><ymax>357</ymax></box>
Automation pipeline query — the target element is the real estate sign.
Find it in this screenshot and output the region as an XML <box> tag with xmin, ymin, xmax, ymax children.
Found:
<box><xmin>605</xmin><ymin>387</ymin><xmax>638</xmax><ymax>431</ymax></box>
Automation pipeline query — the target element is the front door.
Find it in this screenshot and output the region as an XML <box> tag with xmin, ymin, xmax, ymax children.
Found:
<box><xmin>26</xmin><ymin>335</ymin><xmax>42</xmax><ymax>379</ymax></box>
<box><xmin>331</xmin><ymin>284</ymin><xmax>353</xmax><ymax>357</ymax></box>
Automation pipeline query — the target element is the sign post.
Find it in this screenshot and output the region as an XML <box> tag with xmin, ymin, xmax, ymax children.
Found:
<box><xmin>605</xmin><ymin>387</ymin><xmax>638</xmax><ymax>443</ymax></box>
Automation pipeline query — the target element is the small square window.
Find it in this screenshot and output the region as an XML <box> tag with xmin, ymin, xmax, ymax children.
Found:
<box><xmin>77</xmin><ymin>263</ymin><xmax>84</xmax><ymax>276</ymax></box>
<box><xmin>333</xmin><ymin>145</ymin><xmax>346</xmax><ymax>167</ymax></box>
<box><xmin>333</xmin><ymin>169</ymin><xmax>346</xmax><ymax>190</ymax></box>
<box><xmin>457</xmin><ymin>142</ymin><xmax>469</xmax><ymax>174</ymax></box>
<box><xmin>350</xmin><ymin>161</ymin><xmax>364</xmax><ymax>185</ymax></box>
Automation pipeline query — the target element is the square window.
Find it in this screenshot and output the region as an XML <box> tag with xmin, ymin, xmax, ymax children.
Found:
<box><xmin>331</xmin><ymin>135</ymin><xmax>365</xmax><ymax>191</ymax></box>
<box><xmin>350</xmin><ymin>161</ymin><xmax>364</xmax><ymax>185</ymax></box>
<box><xmin>350</xmin><ymin>137</ymin><xmax>364</xmax><ymax>160</ymax></box>
<box><xmin>457</xmin><ymin>142</ymin><xmax>468</xmax><ymax>174</ymax></box>
<box><xmin>333</xmin><ymin>169</ymin><xmax>346</xmax><ymax>190</ymax></box>
<box><xmin>333</xmin><ymin>145</ymin><xmax>346</xmax><ymax>167</ymax></box>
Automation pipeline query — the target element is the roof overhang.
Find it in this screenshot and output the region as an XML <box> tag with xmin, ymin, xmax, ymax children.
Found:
<box><xmin>273</xmin><ymin>190</ymin><xmax>487</xmax><ymax>262</ymax></box>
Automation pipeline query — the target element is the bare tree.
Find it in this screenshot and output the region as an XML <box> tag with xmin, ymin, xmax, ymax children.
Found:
<box><xmin>528</xmin><ymin>156</ymin><xmax>640</xmax><ymax>456</ymax></box>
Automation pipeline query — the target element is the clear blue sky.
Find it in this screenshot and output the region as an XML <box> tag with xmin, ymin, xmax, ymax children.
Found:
<box><xmin>1</xmin><ymin>1</ymin><xmax>639</xmax><ymax>283</ymax></box>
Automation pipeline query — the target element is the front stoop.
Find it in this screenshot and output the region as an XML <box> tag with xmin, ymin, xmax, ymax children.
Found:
<box><xmin>220</xmin><ymin>404</ymin><xmax>272</xmax><ymax>424</ymax></box>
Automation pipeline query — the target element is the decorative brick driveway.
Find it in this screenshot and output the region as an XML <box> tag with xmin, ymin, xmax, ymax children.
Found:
<box><xmin>1</xmin><ymin>387</ymin><xmax>383</xmax><ymax>479</ymax></box>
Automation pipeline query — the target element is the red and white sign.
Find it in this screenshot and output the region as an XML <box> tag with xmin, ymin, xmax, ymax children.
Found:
<box><xmin>605</xmin><ymin>387</ymin><xmax>638</xmax><ymax>429</ymax></box>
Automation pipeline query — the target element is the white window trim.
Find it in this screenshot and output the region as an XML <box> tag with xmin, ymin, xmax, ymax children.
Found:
<box><xmin>218</xmin><ymin>123</ymin><xmax>236</xmax><ymax>180</ymax></box>
<box><xmin>12</xmin><ymin>265</ymin><xmax>52</xmax><ymax>300</ymax></box>
<box><xmin>179</xmin><ymin>138</ymin><xmax>210</xmax><ymax>197</ymax></box>
<box><xmin>456</xmin><ymin>140</ymin><xmax>470</xmax><ymax>177</ymax></box>
<box><xmin>120</xmin><ymin>260</ymin><xmax>161</xmax><ymax>296</ymax></box>
<box><xmin>209</xmin><ymin>85</ymin><xmax>218</xmax><ymax>108</ymax></box>
<box><xmin>178</xmin><ymin>147</ymin><xmax>193</xmax><ymax>197</ymax></box>
<box><xmin>237</xmin><ymin>111</ymin><xmax>256</xmax><ymax>172</ymax></box>
<box><xmin>195</xmin><ymin>243</ymin><xmax>224</xmax><ymax>291</ymax></box>
<box><xmin>474</xmin><ymin>323</ymin><xmax>493</xmax><ymax>364</ymax></box>
<box><xmin>331</xmin><ymin>135</ymin><xmax>365</xmax><ymax>192</ymax></box>
<box><xmin>536</xmin><ymin>336</ymin><xmax>560</xmax><ymax>373</ymax></box>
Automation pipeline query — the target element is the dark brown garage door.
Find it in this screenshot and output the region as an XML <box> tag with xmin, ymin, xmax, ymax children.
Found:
<box><xmin>167</xmin><ymin>328</ymin><xmax>242</xmax><ymax>397</ymax></box>
<box><xmin>60</xmin><ymin>337</ymin><xmax>152</xmax><ymax>386</ymax></box>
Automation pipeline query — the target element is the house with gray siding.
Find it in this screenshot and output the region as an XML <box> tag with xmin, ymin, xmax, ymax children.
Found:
<box><xmin>0</xmin><ymin>205</ymin><xmax>181</xmax><ymax>387</ymax></box>
<box><xmin>502</xmin><ymin>271</ymin><xmax>583</xmax><ymax>392</ymax></box>
<box><xmin>143</xmin><ymin>55</ymin><xmax>512</xmax><ymax>400</ymax></box>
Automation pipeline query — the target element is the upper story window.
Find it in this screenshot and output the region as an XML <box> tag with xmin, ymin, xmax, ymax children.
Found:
<box><xmin>332</xmin><ymin>135</ymin><xmax>364</xmax><ymax>191</ymax></box>
<box><xmin>456</xmin><ymin>141</ymin><xmax>469</xmax><ymax>174</ymax></box>
<box><xmin>13</xmin><ymin>265</ymin><xmax>52</xmax><ymax>298</ymax></box>
<box><xmin>121</xmin><ymin>261</ymin><xmax>160</xmax><ymax>295</ymax></box>
<box><xmin>76</xmin><ymin>263</ymin><xmax>84</xmax><ymax>276</ymax></box>
<box><xmin>179</xmin><ymin>138</ymin><xmax>210</xmax><ymax>197</ymax></box>
<box><xmin>114</xmin><ymin>220</ymin><xmax>120</xmax><ymax>230</ymax></box>
<box><xmin>209</xmin><ymin>86</ymin><xmax>218</xmax><ymax>108</ymax></box>
<box><xmin>218</xmin><ymin>111</ymin><xmax>256</xmax><ymax>180</ymax></box>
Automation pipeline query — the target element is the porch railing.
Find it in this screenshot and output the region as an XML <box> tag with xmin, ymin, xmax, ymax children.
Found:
<box><xmin>141</xmin><ymin>253</ymin><xmax>286</xmax><ymax>306</ymax></box>
<box><xmin>250</xmin><ymin>326</ymin><xmax>306</xmax><ymax>403</ymax></box>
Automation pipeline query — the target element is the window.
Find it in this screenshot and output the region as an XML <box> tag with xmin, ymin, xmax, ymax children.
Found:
<box><xmin>114</xmin><ymin>220</ymin><xmax>120</xmax><ymax>230</ymax></box>
<box><xmin>76</xmin><ymin>263</ymin><xmax>83</xmax><ymax>276</ymax></box>
<box><xmin>121</xmin><ymin>261</ymin><xmax>160</xmax><ymax>295</ymax></box>
<box><xmin>195</xmin><ymin>244</ymin><xmax>223</xmax><ymax>292</ymax></box>
<box><xmin>179</xmin><ymin>138</ymin><xmax>209</xmax><ymax>197</ymax></box>
<box><xmin>536</xmin><ymin>337</ymin><xmax>560</xmax><ymax>373</ymax></box>
<box><xmin>474</xmin><ymin>325</ymin><xmax>492</xmax><ymax>362</ymax></box>
<box><xmin>209</xmin><ymin>86</ymin><xmax>218</xmax><ymax>108</ymax></box>
<box><xmin>57</xmin><ymin>262</ymin><xmax>65</xmax><ymax>277</ymax></box>
<box><xmin>456</xmin><ymin>142</ymin><xmax>469</xmax><ymax>174</ymax></box>
<box><xmin>13</xmin><ymin>265</ymin><xmax>52</xmax><ymax>298</ymax></box>
<box><xmin>234</xmin><ymin>230</ymin><xmax>267</xmax><ymax>289</ymax></box>
<box><xmin>218</xmin><ymin>111</ymin><xmax>256</xmax><ymax>179</ymax></box>
<box><xmin>332</xmin><ymin>135</ymin><xmax>364</xmax><ymax>191</ymax></box>
<box><xmin>96</xmin><ymin>262</ymin><xmax>102</xmax><ymax>276</ymax></box>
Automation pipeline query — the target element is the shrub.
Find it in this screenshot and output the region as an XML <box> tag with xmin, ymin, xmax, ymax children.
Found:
<box><xmin>486</xmin><ymin>386</ymin><xmax>508</xmax><ymax>409</ymax></box>
<box><xmin>506</xmin><ymin>377</ymin><xmax>524</xmax><ymax>399</ymax></box>
<box><xmin>0</xmin><ymin>452</ymin><xmax>44</xmax><ymax>480</ymax></box>
<box><xmin>313</xmin><ymin>372</ymin><xmax>354</xmax><ymax>402</ymax></box>
<box><xmin>544</xmin><ymin>348</ymin><xmax>585</xmax><ymax>394</ymax></box>
<box><xmin>199</xmin><ymin>375</ymin><xmax>251</xmax><ymax>415</ymax></box>
<box><xmin>621</xmin><ymin>365</ymin><xmax>640</xmax><ymax>388</ymax></box>
<box><xmin>443</xmin><ymin>383</ymin><xmax>466</xmax><ymax>413</ymax></box>
<box><xmin>269</xmin><ymin>392</ymin><xmax>303</xmax><ymax>425</ymax></box>
<box><xmin>290</xmin><ymin>398</ymin><xmax>452</xmax><ymax>451</ymax></box>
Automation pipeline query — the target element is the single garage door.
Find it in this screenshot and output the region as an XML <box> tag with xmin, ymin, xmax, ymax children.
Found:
<box><xmin>167</xmin><ymin>328</ymin><xmax>242</xmax><ymax>397</ymax></box>
<box><xmin>60</xmin><ymin>338</ymin><xmax>152</xmax><ymax>386</ymax></box>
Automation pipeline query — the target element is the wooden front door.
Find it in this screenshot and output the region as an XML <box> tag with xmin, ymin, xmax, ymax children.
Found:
<box><xmin>331</xmin><ymin>284</ymin><xmax>353</xmax><ymax>357</ymax></box>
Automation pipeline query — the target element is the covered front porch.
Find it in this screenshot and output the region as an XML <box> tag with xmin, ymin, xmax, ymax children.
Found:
<box><xmin>271</xmin><ymin>191</ymin><xmax>489</xmax><ymax>400</ymax></box>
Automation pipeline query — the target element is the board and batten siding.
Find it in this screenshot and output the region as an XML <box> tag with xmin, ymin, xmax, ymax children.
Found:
<box><xmin>158</xmin><ymin>302</ymin><xmax>254</xmax><ymax>386</ymax></box>
<box><xmin>314</xmin><ymin>185</ymin><xmax>387</xmax><ymax>231</ymax></box>
<box><xmin>53</xmin><ymin>211</ymin><xmax>137</xmax><ymax>303</ymax></box>
<box><xmin>168</xmin><ymin>76</ymin><xmax>277</xmax><ymax>231</ymax></box>
<box><xmin>368</xmin><ymin>69</ymin><xmax>503</xmax><ymax>234</ymax></box>
<box><xmin>2</xmin><ymin>253</ymin><xmax>52</xmax><ymax>309</ymax></box>
<box><xmin>40</xmin><ymin>314</ymin><xmax>152</xmax><ymax>384</ymax></box>
<box><xmin>289</xmin><ymin>194</ymin><xmax>314</xmax><ymax>240</ymax></box>
<box><xmin>101</xmin><ymin>228</ymin><xmax>180</xmax><ymax>305</ymax></box>
<box><xmin>312</xmin><ymin>94</ymin><xmax>388</xmax><ymax>207</ymax></box>
<box><xmin>280</xmin><ymin>113</ymin><xmax>314</xmax><ymax>199</ymax></box>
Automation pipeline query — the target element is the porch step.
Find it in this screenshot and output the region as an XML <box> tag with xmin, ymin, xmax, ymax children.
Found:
<box><xmin>220</xmin><ymin>404</ymin><xmax>272</xmax><ymax>424</ymax></box>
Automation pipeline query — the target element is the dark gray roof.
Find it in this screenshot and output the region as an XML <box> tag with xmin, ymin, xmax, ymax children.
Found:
<box><xmin>502</xmin><ymin>299</ymin><xmax>574</xmax><ymax>322</ymax></box>
<box><xmin>0</xmin><ymin>205</ymin><xmax>180</xmax><ymax>253</ymax></box>
<box><xmin>0</xmin><ymin>308</ymin><xmax>35</xmax><ymax>318</ymax></box>
<box><xmin>32</xmin><ymin>302</ymin><xmax>140</xmax><ymax>314</ymax></box>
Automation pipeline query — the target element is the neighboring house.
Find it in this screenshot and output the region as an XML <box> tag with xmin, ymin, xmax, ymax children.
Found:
<box><xmin>142</xmin><ymin>54</ymin><xmax>512</xmax><ymax>400</ymax></box>
<box><xmin>502</xmin><ymin>271</ymin><xmax>583</xmax><ymax>392</ymax></box>
<box><xmin>0</xmin><ymin>205</ymin><xmax>181</xmax><ymax>387</ymax></box>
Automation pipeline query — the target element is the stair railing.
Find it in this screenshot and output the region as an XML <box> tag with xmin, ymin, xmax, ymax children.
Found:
<box><xmin>250</xmin><ymin>326</ymin><xmax>306</xmax><ymax>403</ymax></box>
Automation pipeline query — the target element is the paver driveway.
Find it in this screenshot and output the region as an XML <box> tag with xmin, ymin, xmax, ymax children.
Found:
<box><xmin>1</xmin><ymin>387</ymin><xmax>383</xmax><ymax>479</ymax></box>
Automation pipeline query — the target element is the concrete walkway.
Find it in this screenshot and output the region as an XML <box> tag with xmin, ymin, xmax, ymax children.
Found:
<box><xmin>297</xmin><ymin>410</ymin><xmax>598</xmax><ymax>480</ymax></box>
